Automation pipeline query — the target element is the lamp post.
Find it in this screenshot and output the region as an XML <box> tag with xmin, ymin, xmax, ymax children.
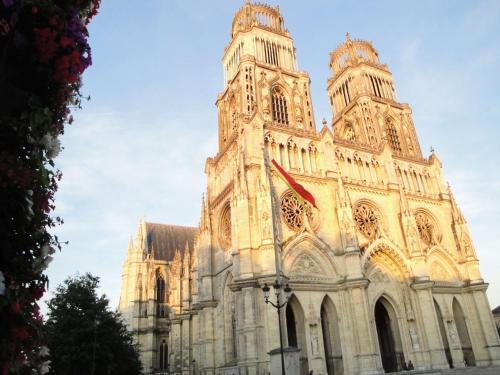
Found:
<box><xmin>262</xmin><ymin>281</ymin><xmax>292</xmax><ymax>375</ymax></box>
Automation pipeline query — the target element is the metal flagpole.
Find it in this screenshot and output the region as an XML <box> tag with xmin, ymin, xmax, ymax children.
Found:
<box><xmin>263</xmin><ymin>143</ymin><xmax>283</xmax><ymax>285</ymax></box>
<box><xmin>262</xmin><ymin>139</ymin><xmax>287</xmax><ymax>375</ymax></box>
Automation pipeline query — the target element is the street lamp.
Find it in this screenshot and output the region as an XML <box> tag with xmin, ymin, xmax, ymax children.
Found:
<box><xmin>262</xmin><ymin>281</ymin><xmax>292</xmax><ymax>375</ymax></box>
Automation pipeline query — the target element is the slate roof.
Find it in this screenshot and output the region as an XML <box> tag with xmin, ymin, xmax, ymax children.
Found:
<box><xmin>493</xmin><ymin>305</ymin><xmax>500</xmax><ymax>315</ymax></box>
<box><xmin>145</xmin><ymin>222</ymin><xmax>197</xmax><ymax>261</ymax></box>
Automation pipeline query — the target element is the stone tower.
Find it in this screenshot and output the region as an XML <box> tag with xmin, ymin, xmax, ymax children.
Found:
<box><xmin>119</xmin><ymin>2</ymin><xmax>500</xmax><ymax>375</ymax></box>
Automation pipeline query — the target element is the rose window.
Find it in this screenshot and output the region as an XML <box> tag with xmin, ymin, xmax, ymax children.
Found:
<box><xmin>415</xmin><ymin>212</ymin><xmax>434</xmax><ymax>245</ymax></box>
<box><xmin>280</xmin><ymin>191</ymin><xmax>315</xmax><ymax>231</ymax></box>
<box><xmin>353</xmin><ymin>203</ymin><xmax>379</xmax><ymax>239</ymax></box>
<box><xmin>219</xmin><ymin>203</ymin><xmax>232</xmax><ymax>250</ymax></box>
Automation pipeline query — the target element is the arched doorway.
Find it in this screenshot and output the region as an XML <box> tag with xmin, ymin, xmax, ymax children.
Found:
<box><xmin>320</xmin><ymin>297</ymin><xmax>343</xmax><ymax>375</ymax></box>
<box><xmin>452</xmin><ymin>298</ymin><xmax>476</xmax><ymax>366</ymax></box>
<box><xmin>434</xmin><ymin>300</ymin><xmax>452</xmax><ymax>368</ymax></box>
<box><xmin>374</xmin><ymin>297</ymin><xmax>405</xmax><ymax>373</ymax></box>
<box><xmin>286</xmin><ymin>295</ymin><xmax>308</xmax><ymax>375</ymax></box>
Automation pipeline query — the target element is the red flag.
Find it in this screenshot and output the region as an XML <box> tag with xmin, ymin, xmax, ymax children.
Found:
<box><xmin>271</xmin><ymin>159</ymin><xmax>318</xmax><ymax>209</ymax></box>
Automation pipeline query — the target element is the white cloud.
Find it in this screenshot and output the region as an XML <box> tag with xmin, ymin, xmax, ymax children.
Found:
<box><xmin>43</xmin><ymin>110</ymin><xmax>216</xmax><ymax>313</ymax></box>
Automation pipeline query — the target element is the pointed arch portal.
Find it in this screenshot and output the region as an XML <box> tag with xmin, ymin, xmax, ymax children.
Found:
<box><xmin>286</xmin><ymin>295</ymin><xmax>308</xmax><ymax>375</ymax></box>
<box><xmin>320</xmin><ymin>297</ymin><xmax>343</xmax><ymax>375</ymax></box>
<box><xmin>453</xmin><ymin>298</ymin><xmax>476</xmax><ymax>366</ymax></box>
<box><xmin>375</xmin><ymin>297</ymin><xmax>405</xmax><ymax>372</ymax></box>
<box><xmin>434</xmin><ymin>300</ymin><xmax>452</xmax><ymax>368</ymax></box>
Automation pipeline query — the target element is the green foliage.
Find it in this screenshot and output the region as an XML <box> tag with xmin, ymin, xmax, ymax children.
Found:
<box><xmin>45</xmin><ymin>274</ymin><xmax>142</xmax><ymax>375</ymax></box>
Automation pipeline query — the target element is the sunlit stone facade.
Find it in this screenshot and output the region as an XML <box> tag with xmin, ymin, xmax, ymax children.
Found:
<box><xmin>119</xmin><ymin>2</ymin><xmax>500</xmax><ymax>374</ymax></box>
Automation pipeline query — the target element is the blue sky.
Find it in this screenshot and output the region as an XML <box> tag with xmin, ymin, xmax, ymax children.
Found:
<box><xmin>44</xmin><ymin>0</ymin><xmax>500</xmax><ymax>312</ymax></box>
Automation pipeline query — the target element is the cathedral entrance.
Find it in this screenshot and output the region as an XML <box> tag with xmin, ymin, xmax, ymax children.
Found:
<box><xmin>434</xmin><ymin>300</ymin><xmax>453</xmax><ymax>368</ymax></box>
<box><xmin>320</xmin><ymin>297</ymin><xmax>343</xmax><ymax>375</ymax></box>
<box><xmin>453</xmin><ymin>298</ymin><xmax>476</xmax><ymax>366</ymax></box>
<box><xmin>286</xmin><ymin>296</ymin><xmax>309</xmax><ymax>375</ymax></box>
<box><xmin>374</xmin><ymin>298</ymin><xmax>405</xmax><ymax>373</ymax></box>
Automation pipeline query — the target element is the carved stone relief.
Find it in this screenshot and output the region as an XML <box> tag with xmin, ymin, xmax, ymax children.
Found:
<box><xmin>291</xmin><ymin>253</ymin><xmax>322</xmax><ymax>275</ymax></box>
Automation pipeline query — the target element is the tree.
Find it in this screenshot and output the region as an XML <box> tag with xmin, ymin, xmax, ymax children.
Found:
<box><xmin>45</xmin><ymin>273</ymin><xmax>142</xmax><ymax>375</ymax></box>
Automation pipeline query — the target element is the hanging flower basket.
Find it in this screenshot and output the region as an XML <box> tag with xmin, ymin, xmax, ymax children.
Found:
<box><xmin>0</xmin><ymin>0</ymin><xmax>100</xmax><ymax>373</ymax></box>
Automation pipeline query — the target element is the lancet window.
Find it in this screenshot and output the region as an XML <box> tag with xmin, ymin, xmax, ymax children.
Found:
<box><xmin>271</xmin><ymin>87</ymin><xmax>289</xmax><ymax>126</ymax></box>
<box><xmin>159</xmin><ymin>340</ymin><xmax>168</xmax><ymax>370</ymax></box>
<box><xmin>155</xmin><ymin>270</ymin><xmax>165</xmax><ymax>303</ymax></box>
<box><xmin>219</xmin><ymin>202</ymin><xmax>232</xmax><ymax>250</ymax></box>
<box><xmin>386</xmin><ymin>119</ymin><xmax>402</xmax><ymax>153</ymax></box>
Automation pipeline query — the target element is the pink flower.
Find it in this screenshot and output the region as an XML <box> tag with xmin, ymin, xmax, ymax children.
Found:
<box><xmin>60</xmin><ymin>35</ymin><xmax>75</xmax><ymax>48</ymax></box>
<box><xmin>11</xmin><ymin>302</ymin><xmax>21</xmax><ymax>313</ymax></box>
<box><xmin>11</xmin><ymin>327</ymin><xmax>29</xmax><ymax>341</ymax></box>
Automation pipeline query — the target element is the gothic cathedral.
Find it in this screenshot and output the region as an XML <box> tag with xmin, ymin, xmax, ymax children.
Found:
<box><xmin>118</xmin><ymin>2</ymin><xmax>500</xmax><ymax>375</ymax></box>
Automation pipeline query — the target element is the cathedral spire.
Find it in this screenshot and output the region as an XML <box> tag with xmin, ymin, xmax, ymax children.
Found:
<box><xmin>171</xmin><ymin>248</ymin><xmax>182</xmax><ymax>278</ymax></box>
<box><xmin>127</xmin><ymin>235</ymin><xmax>134</xmax><ymax>254</ymax></box>
<box><xmin>200</xmin><ymin>192</ymin><xmax>208</xmax><ymax>231</ymax></box>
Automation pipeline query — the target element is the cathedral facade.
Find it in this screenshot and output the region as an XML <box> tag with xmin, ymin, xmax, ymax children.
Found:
<box><xmin>118</xmin><ymin>2</ymin><xmax>500</xmax><ymax>375</ymax></box>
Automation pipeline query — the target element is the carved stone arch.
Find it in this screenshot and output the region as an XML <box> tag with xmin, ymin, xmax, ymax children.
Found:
<box><xmin>320</xmin><ymin>295</ymin><xmax>344</xmax><ymax>375</ymax></box>
<box><xmin>352</xmin><ymin>151</ymin><xmax>361</xmax><ymax>163</ymax></box>
<box><xmin>155</xmin><ymin>266</ymin><xmax>168</xmax><ymax>282</ymax></box>
<box><xmin>269</xmin><ymin>77</ymin><xmax>292</xmax><ymax>95</ymax></box>
<box><xmin>269</xmin><ymin>82</ymin><xmax>292</xmax><ymax>109</ymax></box>
<box><xmin>264</xmin><ymin>131</ymin><xmax>274</xmax><ymax>143</ymax></box>
<box><xmin>283</xmin><ymin>233</ymin><xmax>339</xmax><ymax>282</ymax></box>
<box><xmin>427</xmin><ymin>247</ymin><xmax>461</xmax><ymax>282</ymax></box>
<box><xmin>286</xmin><ymin>294</ymin><xmax>308</xmax><ymax>367</ymax></box>
<box><xmin>373</xmin><ymin>293</ymin><xmax>407</xmax><ymax>372</ymax></box>
<box><xmin>218</xmin><ymin>201</ymin><xmax>232</xmax><ymax>251</ymax></box>
<box><xmin>362</xmin><ymin>238</ymin><xmax>412</xmax><ymax>280</ymax></box>
<box><xmin>334</xmin><ymin>147</ymin><xmax>344</xmax><ymax>161</ymax></box>
<box><xmin>308</xmin><ymin>141</ymin><xmax>318</xmax><ymax>152</ymax></box>
<box><xmin>371</xmin><ymin>291</ymin><xmax>404</xmax><ymax>320</ymax></box>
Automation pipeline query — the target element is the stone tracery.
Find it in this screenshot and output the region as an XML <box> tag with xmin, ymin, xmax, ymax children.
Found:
<box><xmin>280</xmin><ymin>190</ymin><xmax>315</xmax><ymax>231</ymax></box>
<box><xmin>415</xmin><ymin>212</ymin><xmax>434</xmax><ymax>245</ymax></box>
<box><xmin>353</xmin><ymin>202</ymin><xmax>380</xmax><ymax>239</ymax></box>
<box><xmin>219</xmin><ymin>202</ymin><xmax>232</xmax><ymax>250</ymax></box>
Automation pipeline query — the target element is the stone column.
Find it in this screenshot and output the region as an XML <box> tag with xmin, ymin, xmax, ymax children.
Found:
<box><xmin>199</xmin><ymin>305</ymin><xmax>217</xmax><ymax>375</ymax></box>
<box><xmin>181</xmin><ymin>316</ymin><xmax>191</xmax><ymax>375</ymax></box>
<box><xmin>171</xmin><ymin>319</ymin><xmax>183</xmax><ymax>375</ymax></box>
<box><xmin>469</xmin><ymin>286</ymin><xmax>500</xmax><ymax>365</ymax></box>
<box><xmin>446</xmin><ymin>319</ymin><xmax>466</xmax><ymax>367</ymax></box>
<box><xmin>343</xmin><ymin>279</ymin><xmax>380</xmax><ymax>375</ymax></box>
<box><xmin>411</xmin><ymin>281</ymin><xmax>449</xmax><ymax>369</ymax></box>
<box><xmin>238</xmin><ymin>286</ymin><xmax>260</xmax><ymax>375</ymax></box>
